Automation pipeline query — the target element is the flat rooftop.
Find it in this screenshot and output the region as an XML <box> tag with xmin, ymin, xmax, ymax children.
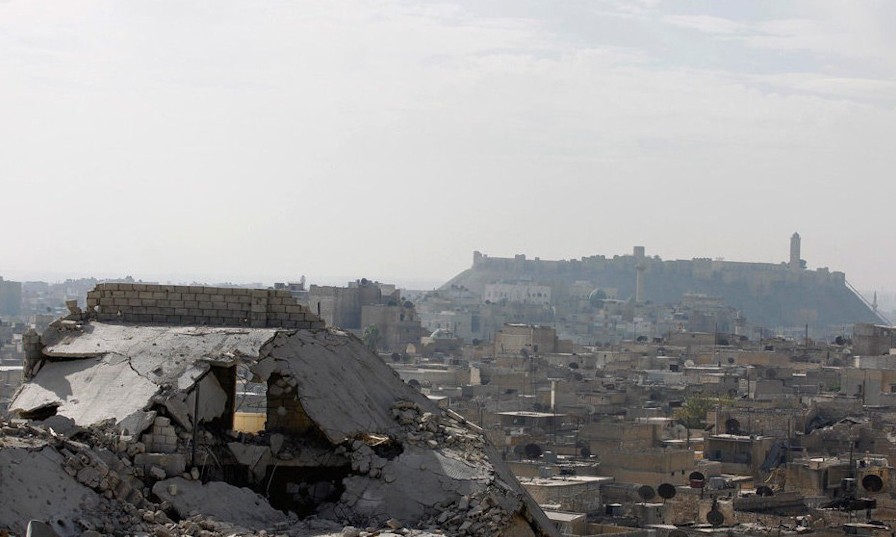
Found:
<box><xmin>497</xmin><ymin>411</ymin><xmax>567</xmax><ymax>418</ymax></box>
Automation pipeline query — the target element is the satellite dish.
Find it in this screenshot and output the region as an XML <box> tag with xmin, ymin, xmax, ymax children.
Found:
<box><xmin>684</xmin><ymin>359</ymin><xmax>695</xmax><ymax>368</ymax></box>
<box><xmin>637</xmin><ymin>485</ymin><xmax>656</xmax><ymax>501</ymax></box>
<box><xmin>756</xmin><ymin>485</ymin><xmax>774</xmax><ymax>497</ymax></box>
<box><xmin>688</xmin><ymin>471</ymin><xmax>705</xmax><ymax>488</ymax></box>
<box><xmin>707</xmin><ymin>509</ymin><xmax>725</xmax><ymax>527</ymax></box>
<box><xmin>862</xmin><ymin>474</ymin><xmax>884</xmax><ymax>493</ymax></box>
<box><xmin>658</xmin><ymin>483</ymin><xmax>677</xmax><ymax>499</ymax></box>
<box><xmin>725</xmin><ymin>418</ymin><xmax>741</xmax><ymax>435</ymax></box>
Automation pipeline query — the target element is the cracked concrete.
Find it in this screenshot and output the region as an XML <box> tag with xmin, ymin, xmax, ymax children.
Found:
<box><xmin>11</xmin><ymin>323</ymin><xmax>277</xmax><ymax>427</ymax></box>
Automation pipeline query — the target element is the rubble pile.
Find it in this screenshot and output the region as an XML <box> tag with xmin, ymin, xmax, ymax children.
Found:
<box><xmin>3</xmin><ymin>304</ymin><xmax>558</xmax><ymax>537</ymax></box>
<box><xmin>0</xmin><ymin>416</ymin><xmax>280</xmax><ymax>537</ymax></box>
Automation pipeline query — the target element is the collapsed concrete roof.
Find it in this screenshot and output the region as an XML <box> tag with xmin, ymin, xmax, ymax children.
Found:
<box><xmin>12</xmin><ymin>323</ymin><xmax>278</xmax><ymax>427</ymax></box>
<box><xmin>11</xmin><ymin>322</ymin><xmax>420</xmax><ymax>443</ymax></box>
<box><xmin>5</xmin><ymin>284</ymin><xmax>559</xmax><ymax>537</ymax></box>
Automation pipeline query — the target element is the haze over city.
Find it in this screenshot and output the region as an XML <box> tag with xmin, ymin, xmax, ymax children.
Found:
<box><xmin>1</xmin><ymin>1</ymin><xmax>894</xmax><ymax>295</ymax></box>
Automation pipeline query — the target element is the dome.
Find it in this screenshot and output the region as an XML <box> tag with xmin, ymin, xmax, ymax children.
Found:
<box><xmin>588</xmin><ymin>288</ymin><xmax>607</xmax><ymax>308</ymax></box>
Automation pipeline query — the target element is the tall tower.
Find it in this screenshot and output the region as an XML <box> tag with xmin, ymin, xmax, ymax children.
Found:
<box><xmin>789</xmin><ymin>232</ymin><xmax>801</xmax><ymax>270</ymax></box>
<box><xmin>635</xmin><ymin>264</ymin><xmax>646</xmax><ymax>303</ymax></box>
<box><xmin>634</xmin><ymin>245</ymin><xmax>646</xmax><ymax>303</ymax></box>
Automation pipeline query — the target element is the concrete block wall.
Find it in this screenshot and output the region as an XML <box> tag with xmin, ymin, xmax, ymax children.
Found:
<box><xmin>86</xmin><ymin>283</ymin><xmax>325</xmax><ymax>329</ymax></box>
<box><xmin>141</xmin><ymin>416</ymin><xmax>179</xmax><ymax>454</ymax></box>
<box><xmin>266</xmin><ymin>373</ymin><xmax>315</xmax><ymax>434</ymax></box>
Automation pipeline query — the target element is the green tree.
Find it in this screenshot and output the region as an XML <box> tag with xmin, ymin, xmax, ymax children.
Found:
<box><xmin>362</xmin><ymin>324</ymin><xmax>381</xmax><ymax>352</ymax></box>
<box><xmin>674</xmin><ymin>393</ymin><xmax>732</xmax><ymax>429</ymax></box>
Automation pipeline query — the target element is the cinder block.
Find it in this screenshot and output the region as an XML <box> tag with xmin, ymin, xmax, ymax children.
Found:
<box><xmin>189</xmin><ymin>286</ymin><xmax>205</xmax><ymax>294</ymax></box>
<box><xmin>219</xmin><ymin>287</ymin><xmax>233</xmax><ymax>295</ymax></box>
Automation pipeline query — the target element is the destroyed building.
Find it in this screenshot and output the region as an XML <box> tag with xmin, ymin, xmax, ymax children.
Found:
<box><xmin>2</xmin><ymin>283</ymin><xmax>557</xmax><ymax>537</ymax></box>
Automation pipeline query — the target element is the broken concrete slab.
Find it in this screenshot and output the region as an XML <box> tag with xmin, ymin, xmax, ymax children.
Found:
<box><xmin>339</xmin><ymin>445</ymin><xmax>485</xmax><ymax>524</ymax></box>
<box><xmin>258</xmin><ymin>330</ymin><xmax>431</xmax><ymax>444</ymax></box>
<box><xmin>118</xmin><ymin>409</ymin><xmax>157</xmax><ymax>436</ymax></box>
<box><xmin>186</xmin><ymin>371</ymin><xmax>229</xmax><ymax>424</ymax></box>
<box><xmin>152</xmin><ymin>477</ymin><xmax>289</xmax><ymax>530</ymax></box>
<box><xmin>10</xmin><ymin>323</ymin><xmax>277</xmax><ymax>428</ymax></box>
<box><xmin>228</xmin><ymin>442</ymin><xmax>273</xmax><ymax>481</ymax></box>
<box><xmin>10</xmin><ymin>355</ymin><xmax>159</xmax><ymax>427</ymax></box>
<box><xmin>0</xmin><ymin>446</ymin><xmax>101</xmax><ymax>537</ymax></box>
<box><xmin>36</xmin><ymin>415</ymin><xmax>82</xmax><ymax>437</ymax></box>
<box><xmin>40</xmin><ymin>324</ymin><xmax>278</xmax><ymax>386</ymax></box>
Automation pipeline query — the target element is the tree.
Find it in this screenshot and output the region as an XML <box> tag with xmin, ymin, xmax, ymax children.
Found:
<box><xmin>674</xmin><ymin>393</ymin><xmax>732</xmax><ymax>429</ymax></box>
<box><xmin>524</xmin><ymin>443</ymin><xmax>543</xmax><ymax>459</ymax></box>
<box><xmin>363</xmin><ymin>325</ymin><xmax>381</xmax><ymax>352</ymax></box>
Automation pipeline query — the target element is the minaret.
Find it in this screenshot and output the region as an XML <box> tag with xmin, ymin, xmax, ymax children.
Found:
<box><xmin>789</xmin><ymin>232</ymin><xmax>801</xmax><ymax>271</ymax></box>
<box><xmin>634</xmin><ymin>246</ymin><xmax>646</xmax><ymax>303</ymax></box>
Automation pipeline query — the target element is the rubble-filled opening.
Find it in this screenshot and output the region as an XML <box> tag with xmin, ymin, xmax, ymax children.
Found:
<box><xmin>19</xmin><ymin>404</ymin><xmax>58</xmax><ymax>420</ymax></box>
<box><xmin>263</xmin><ymin>465</ymin><xmax>350</xmax><ymax>516</ymax></box>
<box><xmin>208</xmin><ymin>364</ymin><xmax>237</xmax><ymax>430</ymax></box>
<box><xmin>266</xmin><ymin>373</ymin><xmax>314</xmax><ymax>434</ymax></box>
<box><xmin>370</xmin><ymin>438</ymin><xmax>404</xmax><ymax>460</ymax></box>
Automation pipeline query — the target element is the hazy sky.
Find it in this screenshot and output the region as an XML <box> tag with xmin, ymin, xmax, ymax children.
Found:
<box><xmin>2</xmin><ymin>1</ymin><xmax>894</xmax><ymax>292</ymax></box>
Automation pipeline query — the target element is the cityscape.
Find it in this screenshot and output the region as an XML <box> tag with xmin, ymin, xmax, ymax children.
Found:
<box><xmin>2</xmin><ymin>1</ymin><xmax>896</xmax><ymax>536</ymax></box>
<box><xmin>3</xmin><ymin>235</ymin><xmax>896</xmax><ymax>536</ymax></box>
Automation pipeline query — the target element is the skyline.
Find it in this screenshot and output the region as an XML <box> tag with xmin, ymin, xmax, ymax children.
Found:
<box><xmin>2</xmin><ymin>1</ymin><xmax>895</xmax><ymax>295</ymax></box>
